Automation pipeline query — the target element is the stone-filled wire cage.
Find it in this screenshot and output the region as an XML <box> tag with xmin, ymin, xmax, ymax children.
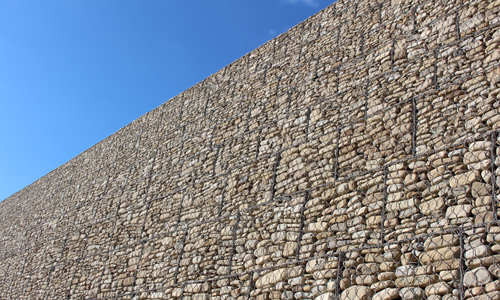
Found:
<box><xmin>1</xmin><ymin>0</ymin><xmax>500</xmax><ymax>299</ymax></box>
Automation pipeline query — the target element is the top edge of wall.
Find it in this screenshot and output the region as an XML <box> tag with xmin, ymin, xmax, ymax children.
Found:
<box><xmin>0</xmin><ymin>0</ymin><xmax>347</xmax><ymax>204</ymax></box>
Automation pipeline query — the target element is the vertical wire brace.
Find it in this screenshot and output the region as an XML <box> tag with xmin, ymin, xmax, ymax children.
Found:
<box><xmin>334</xmin><ymin>128</ymin><xmax>342</xmax><ymax>180</ymax></box>
<box><xmin>336</xmin><ymin>65</ymin><xmax>341</xmax><ymax>94</ymax></box>
<box><xmin>411</xmin><ymin>96</ymin><xmax>418</xmax><ymax>157</ymax></box>
<box><xmin>295</xmin><ymin>191</ymin><xmax>311</xmax><ymax>260</ymax></box>
<box><xmin>263</xmin><ymin>64</ymin><xmax>269</xmax><ymax>84</ymax></box>
<box><xmin>379</xmin><ymin>2</ymin><xmax>383</xmax><ymax>24</ymax></box>
<box><xmin>363</xmin><ymin>80</ymin><xmax>370</xmax><ymax>119</ymax></box>
<box><xmin>212</xmin><ymin>145</ymin><xmax>222</xmax><ymax>177</ymax></box>
<box><xmin>491</xmin><ymin>131</ymin><xmax>498</xmax><ymax>222</ymax></box>
<box><xmin>313</xmin><ymin>56</ymin><xmax>320</xmax><ymax>81</ymax></box>
<box><xmin>297</xmin><ymin>45</ymin><xmax>304</xmax><ymax>64</ymax></box>
<box><xmin>334</xmin><ymin>252</ymin><xmax>345</xmax><ymax>300</ymax></box>
<box><xmin>305</xmin><ymin>107</ymin><xmax>312</xmax><ymax>142</ymax></box>
<box><xmin>270</xmin><ymin>151</ymin><xmax>283</xmax><ymax>202</ymax></box>
<box><xmin>433</xmin><ymin>48</ymin><xmax>440</xmax><ymax>90</ymax></box>
<box><xmin>360</xmin><ymin>33</ymin><xmax>365</xmax><ymax>56</ymax></box>
<box><xmin>255</xmin><ymin>129</ymin><xmax>262</xmax><ymax>160</ymax></box>
<box><xmin>390</xmin><ymin>40</ymin><xmax>396</xmax><ymax>70</ymax></box>
<box><xmin>173</xmin><ymin>230</ymin><xmax>188</xmax><ymax>285</ymax></box>
<box><xmin>455</xmin><ymin>7</ymin><xmax>461</xmax><ymax>41</ymax></box>
<box><xmin>411</xmin><ymin>6</ymin><xmax>417</xmax><ymax>34</ymax></box>
<box><xmin>228</xmin><ymin>212</ymin><xmax>241</xmax><ymax>274</ymax></box>
<box><xmin>458</xmin><ymin>228</ymin><xmax>465</xmax><ymax>300</ymax></box>
<box><xmin>246</xmin><ymin>271</ymin><xmax>255</xmax><ymax>300</ymax></box>
<box><xmin>381</xmin><ymin>166</ymin><xmax>388</xmax><ymax>244</ymax></box>
<box><xmin>218</xmin><ymin>173</ymin><xmax>229</xmax><ymax>219</ymax></box>
<box><xmin>130</xmin><ymin>201</ymin><xmax>153</xmax><ymax>291</ymax></box>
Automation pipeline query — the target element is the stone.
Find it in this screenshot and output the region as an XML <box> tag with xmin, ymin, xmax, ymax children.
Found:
<box><xmin>463</xmin><ymin>267</ymin><xmax>492</xmax><ymax>287</ymax></box>
<box><xmin>469</xmin><ymin>142</ymin><xmax>492</xmax><ymax>152</ymax></box>
<box><xmin>314</xmin><ymin>269</ymin><xmax>337</xmax><ymax>280</ymax></box>
<box><xmin>449</xmin><ymin>171</ymin><xmax>478</xmax><ymax>188</ymax></box>
<box><xmin>486</xmin><ymin>280</ymin><xmax>500</xmax><ymax>293</ymax></box>
<box><xmin>465</xmin><ymin>245</ymin><xmax>493</xmax><ymax>260</ymax></box>
<box><xmin>439</xmin><ymin>270</ymin><xmax>459</xmax><ymax>281</ymax></box>
<box><xmin>378</xmin><ymin>272</ymin><xmax>397</xmax><ymax>281</ymax></box>
<box><xmin>150</xmin><ymin>292</ymin><xmax>166</xmax><ymax>299</ymax></box>
<box><xmin>185</xmin><ymin>284</ymin><xmax>203</xmax><ymax>293</ymax></box>
<box><xmin>371</xmin><ymin>280</ymin><xmax>396</xmax><ymax>292</ymax></box>
<box><xmin>399</xmin><ymin>287</ymin><xmax>425</xmax><ymax>300</ymax></box>
<box><xmin>472</xmin><ymin>182</ymin><xmax>492</xmax><ymax>198</ymax></box>
<box><xmin>395</xmin><ymin>265</ymin><xmax>415</xmax><ymax>278</ymax></box>
<box><xmin>123</xmin><ymin>277</ymin><xmax>135</xmax><ymax>286</ymax></box>
<box><xmin>357</xmin><ymin>263</ymin><xmax>379</xmax><ymax>275</ymax></box>
<box><xmin>427</xmin><ymin>295</ymin><xmax>442</xmax><ymax>300</ymax></box>
<box><xmin>217</xmin><ymin>266</ymin><xmax>229</xmax><ymax>275</ymax></box>
<box><xmin>420</xmin><ymin>197</ymin><xmax>446</xmax><ymax>215</ymax></box>
<box><xmin>315</xmin><ymin>293</ymin><xmax>335</xmax><ymax>300</ymax></box>
<box><xmin>192</xmin><ymin>294</ymin><xmax>209</xmax><ymax>300</ymax></box>
<box><xmin>380</xmin><ymin>262</ymin><xmax>398</xmax><ymax>272</ymax></box>
<box><xmin>425</xmin><ymin>282</ymin><xmax>453</xmax><ymax>296</ymax></box>
<box><xmin>372</xmin><ymin>288</ymin><xmax>399</xmax><ymax>300</ymax></box>
<box><xmin>490</xmin><ymin>264</ymin><xmax>500</xmax><ymax>278</ymax></box>
<box><xmin>445</xmin><ymin>205</ymin><xmax>472</xmax><ymax>219</ymax></box>
<box><xmin>307</xmin><ymin>222</ymin><xmax>328</xmax><ymax>233</ymax></box>
<box><xmin>340</xmin><ymin>285</ymin><xmax>373</xmax><ymax>300</ymax></box>
<box><xmin>464</xmin><ymin>151</ymin><xmax>490</xmax><ymax>164</ymax></box>
<box><xmin>288</xmin><ymin>277</ymin><xmax>305</xmax><ymax>287</ymax></box>
<box><xmin>470</xmin><ymin>291</ymin><xmax>500</xmax><ymax>300</ymax></box>
<box><xmin>424</xmin><ymin>234</ymin><xmax>459</xmax><ymax>250</ymax></box>
<box><xmin>355</xmin><ymin>274</ymin><xmax>378</xmax><ymax>285</ymax></box>
<box><xmin>420</xmin><ymin>247</ymin><xmax>460</xmax><ymax>264</ymax></box>
<box><xmin>306</xmin><ymin>259</ymin><xmax>326</xmax><ymax>273</ymax></box>
<box><xmin>283</xmin><ymin>242</ymin><xmax>298</xmax><ymax>257</ymax></box>
<box><xmin>395</xmin><ymin>275</ymin><xmax>439</xmax><ymax>287</ymax></box>
<box><xmin>172</xmin><ymin>288</ymin><xmax>183</xmax><ymax>298</ymax></box>
<box><xmin>255</xmin><ymin>268</ymin><xmax>288</xmax><ymax>289</ymax></box>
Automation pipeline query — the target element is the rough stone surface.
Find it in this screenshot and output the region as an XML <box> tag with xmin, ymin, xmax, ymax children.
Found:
<box><xmin>1</xmin><ymin>0</ymin><xmax>500</xmax><ymax>299</ymax></box>
<box><xmin>341</xmin><ymin>286</ymin><xmax>373</xmax><ymax>300</ymax></box>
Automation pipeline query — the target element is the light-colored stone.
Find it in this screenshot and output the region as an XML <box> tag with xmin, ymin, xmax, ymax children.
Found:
<box><xmin>283</xmin><ymin>242</ymin><xmax>298</xmax><ymax>257</ymax></box>
<box><xmin>465</xmin><ymin>245</ymin><xmax>493</xmax><ymax>260</ymax></box>
<box><xmin>424</xmin><ymin>234</ymin><xmax>459</xmax><ymax>250</ymax></box>
<box><xmin>172</xmin><ymin>288</ymin><xmax>183</xmax><ymax>298</ymax></box>
<box><xmin>315</xmin><ymin>293</ymin><xmax>335</xmax><ymax>300</ymax></box>
<box><xmin>372</xmin><ymin>288</ymin><xmax>399</xmax><ymax>300</ymax></box>
<box><xmin>340</xmin><ymin>285</ymin><xmax>373</xmax><ymax>300</ymax></box>
<box><xmin>395</xmin><ymin>275</ymin><xmax>439</xmax><ymax>287</ymax></box>
<box><xmin>449</xmin><ymin>171</ymin><xmax>478</xmax><ymax>188</ymax></box>
<box><xmin>307</xmin><ymin>222</ymin><xmax>328</xmax><ymax>233</ymax></box>
<box><xmin>463</xmin><ymin>267</ymin><xmax>492</xmax><ymax>287</ymax></box>
<box><xmin>420</xmin><ymin>198</ymin><xmax>446</xmax><ymax>215</ymax></box>
<box><xmin>306</xmin><ymin>259</ymin><xmax>326</xmax><ymax>273</ymax></box>
<box><xmin>395</xmin><ymin>265</ymin><xmax>415</xmax><ymax>278</ymax></box>
<box><xmin>420</xmin><ymin>247</ymin><xmax>460</xmax><ymax>264</ymax></box>
<box><xmin>399</xmin><ymin>287</ymin><xmax>425</xmax><ymax>300</ymax></box>
<box><xmin>425</xmin><ymin>282</ymin><xmax>453</xmax><ymax>296</ymax></box>
<box><xmin>255</xmin><ymin>268</ymin><xmax>288</xmax><ymax>289</ymax></box>
<box><xmin>445</xmin><ymin>205</ymin><xmax>472</xmax><ymax>219</ymax></box>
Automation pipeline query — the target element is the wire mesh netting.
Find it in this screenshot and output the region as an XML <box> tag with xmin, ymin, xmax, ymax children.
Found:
<box><xmin>1</xmin><ymin>0</ymin><xmax>500</xmax><ymax>299</ymax></box>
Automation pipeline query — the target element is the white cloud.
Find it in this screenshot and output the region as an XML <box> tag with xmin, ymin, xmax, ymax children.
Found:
<box><xmin>283</xmin><ymin>0</ymin><xmax>318</xmax><ymax>6</ymax></box>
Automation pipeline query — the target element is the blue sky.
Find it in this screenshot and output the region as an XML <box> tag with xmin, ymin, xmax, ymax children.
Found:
<box><xmin>0</xmin><ymin>0</ymin><xmax>334</xmax><ymax>201</ymax></box>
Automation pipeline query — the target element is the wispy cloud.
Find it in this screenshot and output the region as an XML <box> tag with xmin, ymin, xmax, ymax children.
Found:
<box><xmin>282</xmin><ymin>0</ymin><xmax>318</xmax><ymax>6</ymax></box>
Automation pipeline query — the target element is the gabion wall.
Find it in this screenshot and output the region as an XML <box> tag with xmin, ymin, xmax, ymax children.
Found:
<box><xmin>1</xmin><ymin>0</ymin><xmax>500</xmax><ymax>299</ymax></box>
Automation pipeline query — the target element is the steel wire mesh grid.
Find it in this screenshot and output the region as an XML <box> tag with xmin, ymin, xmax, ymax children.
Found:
<box><xmin>1</xmin><ymin>0</ymin><xmax>500</xmax><ymax>299</ymax></box>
